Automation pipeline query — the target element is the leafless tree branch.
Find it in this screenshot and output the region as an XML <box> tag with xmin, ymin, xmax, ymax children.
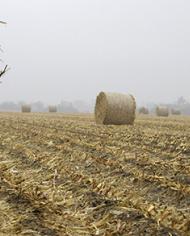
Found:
<box><xmin>0</xmin><ymin>65</ymin><xmax>8</xmax><ymax>81</ymax></box>
<box><xmin>0</xmin><ymin>20</ymin><xmax>7</xmax><ymax>82</ymax></box>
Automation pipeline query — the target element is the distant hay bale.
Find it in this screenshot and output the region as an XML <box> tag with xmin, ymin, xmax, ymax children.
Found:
<box><xmin>171</xmin><ymin>108</ymin><xmax>181</xmax><ymax>115</ymax></box>
<box><xmin>139</xmin><ymin>107</ymin><xmax>149</xmax><ymax>114</ymax></box>
<box><xmin>95</xmin><ymin>92</ymin><xmax>136</xmax><ymax>125</ymax></box>
<box><xmin>21</xmin><ymin>105</ymin><xmax>31</xmax><ymax>113</ymax></box>
<box><xmin>48</xmin><ymin>106</ymin><xmax>57</xmax><ymax>113</ymax></box>
<box><xmin>156</xmin><ymin>106</ymin><xmax>169</xmax><ymax>117</ymax></box>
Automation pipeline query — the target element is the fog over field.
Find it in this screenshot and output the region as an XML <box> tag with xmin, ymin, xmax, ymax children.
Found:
<box><xmin>1</xmin><ymin>0</ymin><xmax>190</xmax><ymax>105</ymax></box>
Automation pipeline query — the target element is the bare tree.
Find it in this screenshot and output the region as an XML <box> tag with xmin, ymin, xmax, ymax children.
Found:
<box><xmin>0</xmin><ymin>21</ymin><xmax>8</xmax><ymax>81</ymax></box>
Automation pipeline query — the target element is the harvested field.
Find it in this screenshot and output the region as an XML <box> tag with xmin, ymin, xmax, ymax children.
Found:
<box><xmin>0</xmin><ymin>112</ymin><xmax>190</xmax><ymax>235</ymax></box>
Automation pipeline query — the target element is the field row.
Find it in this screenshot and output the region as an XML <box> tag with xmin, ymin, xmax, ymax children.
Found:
<box><xmin>0</xmin><ymin>113</ymin><xmax>190</xmax><ymax>235</ymax></box>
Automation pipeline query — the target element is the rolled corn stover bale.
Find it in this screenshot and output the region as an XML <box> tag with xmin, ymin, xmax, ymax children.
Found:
<box><xmin>139</xmin><ymin>107</ymin><xmax>149</xmax><ymax>114</ymax></box>
<box><xmin>156</xmin><ymin>106</ymin><xmax>169</xmax><ymax>117</ymax></box>
<box><xmin>21</xmin><ymin>105</ymin><xmax>31</xmax><ymax>113</ymax></box>
<box><xmin>95</xmin><ymin>92</ymin><xmax>136</xmax><ymax>125</ymax></box>
<box><xmin>48</xmin><ymin>105</ymin><xmax>57</xmax><ymax>113</ymax></box>
<box><xmin>171</xmin><ymin>109</ymin><xmax>181</xmax><ymax>115</ymax></box>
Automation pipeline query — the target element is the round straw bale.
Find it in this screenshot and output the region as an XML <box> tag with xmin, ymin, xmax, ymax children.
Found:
<box><xmin>21</xmin><ymin>105</ymin><xmax>31</xmax><ymax>113</ymax></box>
<box><xmin>139</xmin><ymin>107</ymin><xmax>149</xmax><ymax>114</ymax></box>
<box><xmin>171</xmin><ymin>108</ymin><xmax>181</xmax><ymax>115</ymax></box>
<box><xmin>156</xmin><ymin>106</ymin><xmax>169</xmax><ymax>117</ymax></box>
<box><xmin>95</xmin><ymin>92</ymin><xmax>136</xmax><ymax>125</ymax></box>
<box><xmin>48</xmin><ymin>105</ymin><xmax>57</xmax><ymax>113</ymax></box>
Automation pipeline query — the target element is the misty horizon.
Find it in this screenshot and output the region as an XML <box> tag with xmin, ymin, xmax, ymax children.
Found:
<box><xmin>1</xmin><ymin>0</ymin><xmax>190</xmax><ymax>105</ymax></box>
<box><xmin>0</xmin><ymin>96</ymin><xmax>190</xmax><ymax>115</ymax></box>
<box><xmin>0</xmin><ymin>95</ymin><xmax>189</xmax><ymax>108</ymax></box>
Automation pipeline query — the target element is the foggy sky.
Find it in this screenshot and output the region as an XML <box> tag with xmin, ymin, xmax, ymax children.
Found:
<box><xmin>1</xmin><ymin>0</ymin><xmax>190</xmax><ymax>105</ymax></box>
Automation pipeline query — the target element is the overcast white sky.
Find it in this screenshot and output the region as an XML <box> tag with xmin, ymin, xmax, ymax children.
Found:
<box><xmin>1</xmin><ymin>0</ymin><xmax>190</xmax><ymax>105</ymax></box>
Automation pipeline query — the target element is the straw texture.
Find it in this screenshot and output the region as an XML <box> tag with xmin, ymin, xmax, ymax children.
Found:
<box><xmin>95</xmin><ymin>92</ymin><xmax>136</xmax><ymax>125</ymax></box>
<box><xmin>139</xmin><ymin>107</ymin><xmax>149</xmax><ymax>114</ymax></box>
<box><xmin>171</xmin><ymin>109</ymin><xmax>181</xmax><ymax>115</ymax></box>
<box><xmin>49</xmin><ymin>106</ymin><xmax>57</xmax><ymax>113</ymax></box>
<box><xmin>21</xmin><ymin>105</ymin><xmax>31</xmax><ymax>113</ymax></box>
<box><xmin>156</xmin><ymin>106</ymin><xmax>169</xmax><ymax>117</ymax></box>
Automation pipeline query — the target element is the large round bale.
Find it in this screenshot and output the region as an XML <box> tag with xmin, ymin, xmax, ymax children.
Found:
<box><xmin>95</xmin><ymin>92</ymin><xmax>136</xmax><ymax>125</ymax></box>
<box><xmin>139</xmin><ymin>107</ymin><xmax>149</xmax><ymax>115</ymax></box>
<box><xmin>156</xmin><ymin>106</ymin><xmax>169</xmax><ymax>117</ymax></box>
<box><xmin>171</xmin><ymin>108</ymin><xmax>181</xmax><ymax>115</ymax></box>
<box><xmin>48</xmin><ymin>105</ymin><xmax>57</xmax><ymax>113</ymax></box>
<box><xmin>21</xmin><ymin>105</ymin><xmax>31</xmax><ymax>113</ymax></box>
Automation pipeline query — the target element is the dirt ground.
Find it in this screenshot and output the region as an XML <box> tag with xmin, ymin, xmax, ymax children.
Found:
<box><xmin>0</xmin><ymin>112</ymin><xmax>189</xmax><ymax>236</ymax></box>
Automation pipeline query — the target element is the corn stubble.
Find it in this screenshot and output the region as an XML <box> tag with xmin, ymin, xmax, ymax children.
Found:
<box><xmin>0</xmin><ymin>113</ymin><xmax>190</xmax><ymax>235</ymax></box>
